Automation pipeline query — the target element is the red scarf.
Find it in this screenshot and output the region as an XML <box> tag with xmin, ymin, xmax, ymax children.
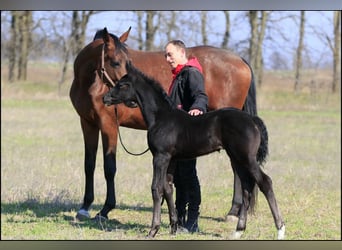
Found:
<box><xmin>168</xmin><ymin>57</ymin><xmax>203</xmax><ymax>95</ymax></box>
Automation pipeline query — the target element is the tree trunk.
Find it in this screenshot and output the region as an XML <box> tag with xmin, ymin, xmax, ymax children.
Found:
<box><xmin>165</xmin><ymin>11</ymin><xmax>177</xmax><ymax>42</ymax></box>
<box><xmin>136</xmin><ymin>11</ymin><xmax>144</xmax><ymax>50</ymax></box>
<box><xmin>221</xmin><ymin>11</ymin><xmax>230</xmax><ymax>49</ymax></box>
<box><xmin>332</xmin><ymin>11</ymin><xmax>341</xmax><ymax>93</ymax></box>
<box><xmin>256</xmin><ymin>11</ymin><xmax>268</xmax><ymax>87</ymax></box>
<box><xmin>145</xmin><ymin>11</ymin><xmax>158</xmax><ymax>51</ymax></box>
<box><xmin>8</xmin><ymin>11</ymin><xmax>19</xmax><ymax>82</ymax></box>
<box><xmin>71</xmin><ymin>11</ymin><xmax>93</xmax><ymax>57</ymax></box>
<box><xmin>248</xmin><ymin>11</ymin><xmax>260</xmax><ymax>86</ymax></box>
<box><xmin>294</xmin><ymin>11</ymin><xmax>305</xmax><ymax>93</ymax></box>
<box><xmin>18</xmin><ymin>11</ymin><xmax>32</xmax><ymax>81</ymax></box>
<box><xmin>201</xmin><ymin>11</ymin><xmax>208</xmax><ymax>45</ymax></box>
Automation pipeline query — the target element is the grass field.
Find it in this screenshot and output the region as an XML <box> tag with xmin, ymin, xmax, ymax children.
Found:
<box><xmin>1</xmin><ymin>64</ymin><xmax>341</xmax><ymax>240</ymax></box>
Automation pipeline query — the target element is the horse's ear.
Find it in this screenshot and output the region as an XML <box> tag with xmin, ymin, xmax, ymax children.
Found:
<box><xmin>102</xmin><ymin>27</ymin><xmax>111</xmax><ymax>43</ymax></box>
<box><xmin>119</xmin><ymin>27</ymin><xmax>131</xmax><ymax>43</ymax></box>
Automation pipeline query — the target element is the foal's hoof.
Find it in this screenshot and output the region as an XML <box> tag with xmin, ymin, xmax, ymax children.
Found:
<box><xmin>225</xmin><ymin>214</ymin><xmax>239</xmax><ymax>223</ymax></box>
<box><xmin>277</xmin><ymin>224</ymin><xmax>286</xmax><ymax>240</ymax></box>
<box><xmin>230</xmin><ymin>230</ymin><xmax>244</xmax><ymax>240</ymax></box>
<box><xmin>176</xmin><ymin>226</ymin><xmax>189</xmax><ymax>234</ymax></box>
<box><xmin>76</xmin><ymin>209</ymin><xmax>90</xmax><ymax>221</ymax></box>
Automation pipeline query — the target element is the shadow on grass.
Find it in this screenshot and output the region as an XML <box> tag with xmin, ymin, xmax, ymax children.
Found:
<box><xmin>2</xmin><ymin>198</ymin><xmax>226</xmax><ymax>236</ymax></box>
<box><xmin>1</xmin><ymin>199</ymin><xmax>170</xmax><ymax>233</ymax></box>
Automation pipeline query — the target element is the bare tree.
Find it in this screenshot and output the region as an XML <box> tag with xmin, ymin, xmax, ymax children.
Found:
<box><xmin>294</xmin><ymin>11</ymin><xmax>305</xmax><ymax>93</ymax></box>
<box><xmin>8</xmin><ymin>11</ymin><xmax>33</xmax><ymax>82</ymax></box>
<box><xmin>70</xmin><ymin>11</ymin><xmax>94</xmax><ymax>57</ymax></box>
<box><xmin>164</xmin><ymin>11</ymin><xmax>177</xmax><ymax>42</ymax></box>
<box><xmin>136</xmin><ymin>11</ymin><xmax>144</xmax><ymax>50</ymax></box>
<box><xmin>201</xmin><ymin>11</ymin><xmax>208</xmax><ymax>45</ymax></box>
<box><xmin>248</xmin><ymin>11</ymin><xmax>268</xmax><ymax>87</ymax></box>
<box><xmin>221</xmin><ymin>11</ymin><xmax>230</xmax><ymax>49</ymax></box>
<box><xmin>145</xmin><ymin>11</ymin><xmax>159</xmax><ymax>51</ymax></box>
<box><xmin>18</xmin><ymin>11</ymin><xmax>32</xmax><ymax>81</ymax></box>
<box><xmin>8</xmin><ymin>11</ymin><xmax>19</xmax><ymax>82</ymax></box>
<box><xmin>331</xmin><ymin>11</ymin><xmax>341</xmax><ymax>92</ymax></box>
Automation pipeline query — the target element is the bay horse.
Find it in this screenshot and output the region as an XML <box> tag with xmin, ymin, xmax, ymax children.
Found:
<box><xmin>69</xmin><ymin>27</ymin><xmax>257</xmax><ymax>222</ymax></box>
<box><xmin>102</xmin><ymin>63</ymin><xmax>285</xmax><ymax>239</ymax></box>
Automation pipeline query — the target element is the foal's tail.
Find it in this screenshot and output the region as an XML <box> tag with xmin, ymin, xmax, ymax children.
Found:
<box><xmin>252</xmin><ymin>116</ymin><xmax>269</xmax><ymax>166</ymax></box>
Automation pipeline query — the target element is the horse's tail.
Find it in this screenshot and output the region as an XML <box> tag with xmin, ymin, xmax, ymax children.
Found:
<box><xmin>252</xmin><ymin>116</ymin><xmax>269</xmax><ymax>166</ymax></box>
<box><xmin>241</xmin><ymin>58</ymin><xmax>257</xmax><ymax>116</ymax></box>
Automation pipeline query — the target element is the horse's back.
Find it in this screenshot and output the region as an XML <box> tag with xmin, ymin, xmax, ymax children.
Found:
<box><xmin>188</xmin><ymin>46</ymin><xmax>251</xmax><ymax>110</ymax></box>
<box><xmin>129</xmin><ymin>46</ymin><xmax>252</xmax><ymax>111</ymax></box>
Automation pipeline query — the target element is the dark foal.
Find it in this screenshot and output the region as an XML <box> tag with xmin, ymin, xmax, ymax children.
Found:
<box><xmin>103</xmin><ymin>63</ymin><xmax>285</xmax><ymax>239</ymax></box>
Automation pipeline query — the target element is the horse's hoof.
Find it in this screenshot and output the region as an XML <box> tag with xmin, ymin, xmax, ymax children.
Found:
<box><xmin>93</xmin><ymin>213</ymin><xmax>108</xmax><ymax>222</ymax></box>
<box><xmin>230</xmin><ymin>230</ymin><xmax>244</xmax><ymax>240</ymax></box>
<box><xmin>76</xmin><ymin>209</ymin><xmax>90</xmax><ymax>221</ymax></box>
<box><xmin>277</xmin><ymin>224</ymin><xmax>286</xmax><ymax>240</ymax></box>
<box><xmin>225</xmin><ymin>214</ymin><xmax>239</xmax><ymax>223</ymax></box>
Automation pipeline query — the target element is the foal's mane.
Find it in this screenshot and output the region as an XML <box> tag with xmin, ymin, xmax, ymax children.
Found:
<box><xmin>126</xmin><ymin>63</ymin><xmax>176</xmax><ymax>109</ymax></box>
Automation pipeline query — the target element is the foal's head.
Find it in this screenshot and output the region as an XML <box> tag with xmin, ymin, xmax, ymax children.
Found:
<box><xmin>103</xmin><ymin>71</ymin><xmax>139</xmax><ymax>108</ymax></box>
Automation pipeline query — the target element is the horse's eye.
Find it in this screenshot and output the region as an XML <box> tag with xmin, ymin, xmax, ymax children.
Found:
<box><xmin>110</xmin><ymin>60</ymin><xmax>120</xmax><ymax>68</ymax></box>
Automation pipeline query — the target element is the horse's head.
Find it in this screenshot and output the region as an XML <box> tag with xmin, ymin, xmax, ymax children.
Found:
<box><xmin>103</xmin><ymin>74</ymin><xmax>138</xmax><ymax>108</ymax></box>
<box><xmin>99</xmin><ymin>27</ymin><xmax>131</xmax><ymax>86</ymax></box>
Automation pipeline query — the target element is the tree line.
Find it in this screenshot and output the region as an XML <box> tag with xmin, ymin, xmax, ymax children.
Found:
<box><xmin>1</xmin><ymin>11</ymin><xmax>340</xmax><ymax>93</ymax></box>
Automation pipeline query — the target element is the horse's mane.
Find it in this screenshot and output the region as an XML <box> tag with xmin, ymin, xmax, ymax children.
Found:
<box><xmin>125</xmin><ymin>63</ymin><xmax>176</xmax><ymax>110</ymax></box>
<box><xmin>93</xmin><ymin>28</ymin><xmax>128</xmax><ymax>54</ymax></box>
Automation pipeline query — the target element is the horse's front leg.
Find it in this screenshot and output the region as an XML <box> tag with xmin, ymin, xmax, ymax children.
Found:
<box><xmin>95</xmin><ymin>125</ymin><xmax>119</xmax><ymax>220</ymax></box>
<box><xmin>76</xmin><ymin>118</ymin><xmax>99</xmax><ymax>220</ymax></box>
<box><xmin>147</xmin><ymin>154</ymin><xmax>171</xmax><ymax>238</ymax></box>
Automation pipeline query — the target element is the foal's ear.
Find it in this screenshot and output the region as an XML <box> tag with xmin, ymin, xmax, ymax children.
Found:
<box><xmin>119</xmin><ymin>27</ymin><xmax>131</xmax><ymax>43</ymax></box>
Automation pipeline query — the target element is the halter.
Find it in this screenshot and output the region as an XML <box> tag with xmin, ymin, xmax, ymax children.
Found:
<box><xmin>101</xmin><ymin>44</ymin><xmax>149</xmax><ymax>156</ymax></box>
<box><xmin>101</xmin><ymin>43</ymin><xmax>116</xmax><ymax>87</ymax></box>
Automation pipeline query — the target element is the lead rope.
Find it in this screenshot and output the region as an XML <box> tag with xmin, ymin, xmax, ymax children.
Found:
<box><xmin>114</xmin><ymin>106</ymin><xmax>150</xmax><ymax>156</ymax></box>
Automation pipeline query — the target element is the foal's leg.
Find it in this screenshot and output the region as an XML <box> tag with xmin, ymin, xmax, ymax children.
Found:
<box><xmin>76</xmin><ymin>118</ymin><xmax>99</xmax><ymax>220</ymax></box>
<box><xmin>226</xmin><ymin>170</ymin><xmax>242</xmax><ymax>221</ymax></box>
<box><xmin>164</xmin><ymin>173</ymin><xmax>177</xmax><ymax>234</ymax></box>
<box><xmin>230</xmin><ymin>163</ymin><xmax>255</xmax><ymax>239</ymax></box>
<box><xmin>148</xmin><ymin>154</ymin><xmax>171</xmax><ymax>238</ymax></box>
<box><xmin>252</xmin><ymin>166</ymin><xmax>285</xmax><ymax>239</ymax></box>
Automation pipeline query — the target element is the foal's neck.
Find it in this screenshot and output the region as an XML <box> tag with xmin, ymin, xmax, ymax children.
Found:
<box><xmin>135</xmin><ymin>76</ymin><xmax>174</xmax><ymax>129</ymax></box>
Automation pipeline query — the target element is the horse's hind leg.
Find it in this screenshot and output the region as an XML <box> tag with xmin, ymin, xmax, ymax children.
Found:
<box><xmin>76</xmin><ymin>118</ymin><xmax>99</xmax><ymax>220</ymax></box>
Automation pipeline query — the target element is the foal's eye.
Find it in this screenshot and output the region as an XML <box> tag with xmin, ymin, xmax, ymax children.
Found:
<box><xmin>119</xmin><ymin>83</ymin><xmax>129</xmax><ymax>90</ymax></box>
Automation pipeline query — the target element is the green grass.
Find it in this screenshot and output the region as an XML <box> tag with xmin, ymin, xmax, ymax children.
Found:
<box><xmin>1</xmin><ymin>70</ymin><xmax>341</xmax><ymax>240</ymax></box>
